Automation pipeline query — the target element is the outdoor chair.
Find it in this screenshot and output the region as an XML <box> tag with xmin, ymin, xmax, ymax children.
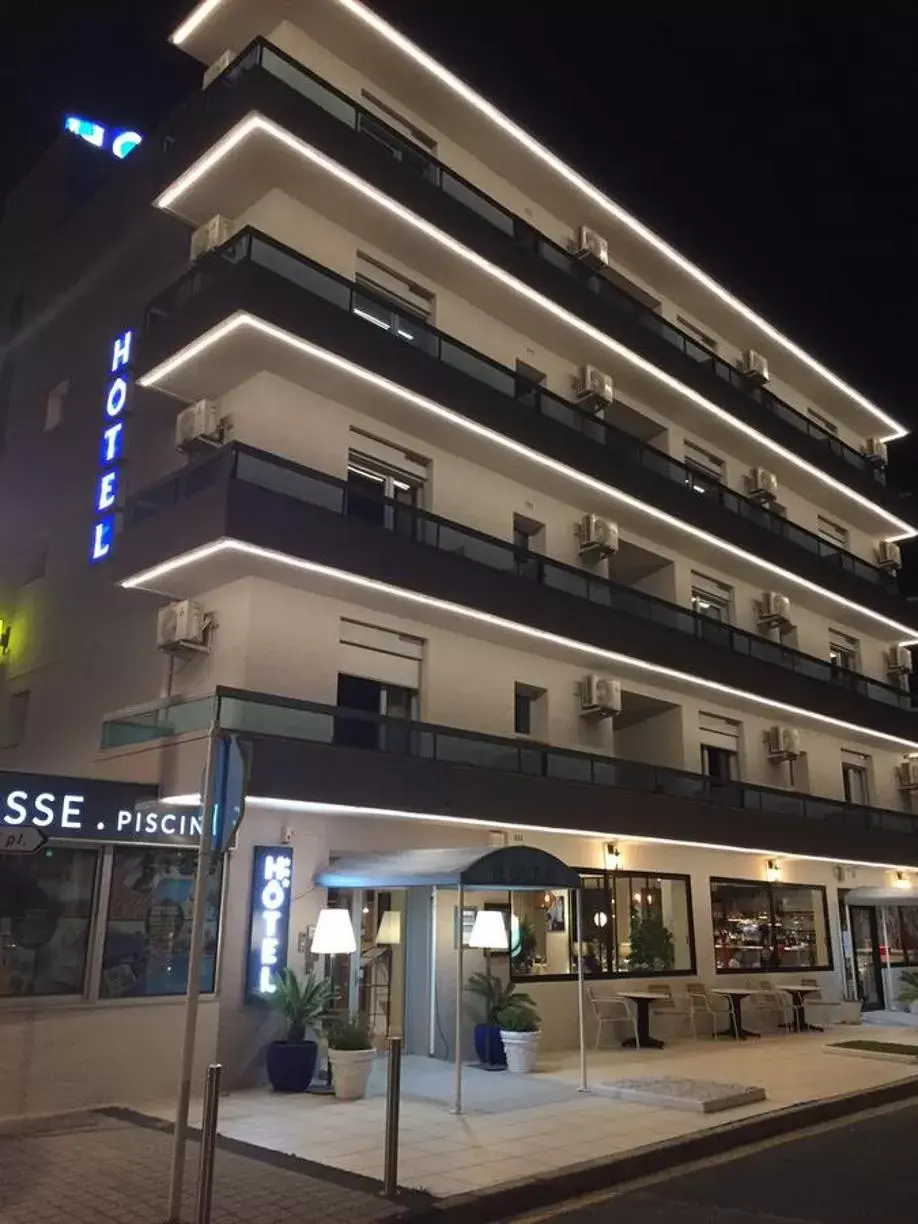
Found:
<box><xmin>684</xmin><ymin>982</ymin><xmax>731</xmax><ymax>1038</ymax></box>
<box><xmin>751</xmin><ymin>988</ymin><xmax>794</xmax><ymax>1033</ymax></box>
<box><xmin>647</xmin><ymin>983</ymin><xmax>693</xmax><ymax>1039</ymax></box>
<box><xmin>587</xmin><ymin>986</ymin><xmax>639</xmax><ymax>1049</ymax></box>
<box><xmin>799</xmin><ymin>977</ymin><xmax>842</xmax><ymax>1027</ymax></box>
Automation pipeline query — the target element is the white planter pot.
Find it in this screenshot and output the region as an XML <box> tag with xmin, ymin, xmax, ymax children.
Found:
<box><xmin>500</xmin><ymin>1030</ymin><xmax>541</xmax><ymax>1074</ymax></box>
<box><xmin>839</xmin><ymin>1000</ymin><xmax>863</xmax><ymax>1025</ymax></box>
<box><xmin>329</xmin><ymin>1048</ymin><xmax>375</xmax><ymax>1100</ymax></box>
<box><xmin>909</xmin><ymin>1001</ymin><xmax>918</xmax><ymax>1016</ymax></box>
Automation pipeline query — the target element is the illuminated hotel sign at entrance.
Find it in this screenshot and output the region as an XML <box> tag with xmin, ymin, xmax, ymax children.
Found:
<box><xmin>246</xmin><ymin>846</ymin><xmax>294</xmax><ymax>1000</ymax></box>
<box><xmin>90</xmin><ymin>329</ymin><xmax>133</xmax><ymax>563</ymax></box>
<box><xmin>65</xmin><ymin>116</ymin><xmax>143</xmax><ymax>160</ymax></box>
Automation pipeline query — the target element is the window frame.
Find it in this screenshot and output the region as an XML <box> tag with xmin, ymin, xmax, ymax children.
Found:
<box><xmin>508</xmin><ymin>867</ymin><xmax>697</xmax><ymax>983</ymax></box>
<box><xmin>710</xmin><ymin>875</ymin><xmax>833</xmax><ymax>976</ymax></box>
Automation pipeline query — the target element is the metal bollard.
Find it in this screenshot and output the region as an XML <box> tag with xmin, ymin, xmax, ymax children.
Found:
<box><xmin>194</xmin><ymin>1063</ymin><xmax>223</xmax><ymax>1224</ymax></box>
<box><xmin>382</xmin><ymin>1036</ymin><xmax>402</xmax><ymax>1199</ymax></box>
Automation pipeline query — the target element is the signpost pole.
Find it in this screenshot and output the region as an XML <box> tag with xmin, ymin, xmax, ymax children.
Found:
<box><xmin>167</xmin><ymin>722</ymin><xmax>220</xmax><ymax>1224</ymax></box>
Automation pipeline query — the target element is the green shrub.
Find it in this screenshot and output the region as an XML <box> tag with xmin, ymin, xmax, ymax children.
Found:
<box><xmin>327</xmin><ymin>1017</ymin><xmax>373</xmax><ymax>1050</ymax></box>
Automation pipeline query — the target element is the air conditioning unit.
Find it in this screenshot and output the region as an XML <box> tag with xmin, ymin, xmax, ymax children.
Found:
<box><xmin>886</xmin><ymin>645</ymin><xmax>913</xmax><ymax>676</ymax></box>
<box><xmin>897</xmin><ymin>759</ymin><xmax>918</xmax><ymax>790</ymax></box>
<box><xmin>580</xmin><ymin>675</ymin><xmax>622</xmax><ymax>719</ymax></box>
<box><xmin>202</xmin><ymin>49</ymin><xmax>235</xmax><ymax>90</ymax></box>
<box><xmin>863</xmin><ymin>437</ymin><xmax>888</xmax><ymax>467</ymax></box>
<box><xmin>876</xmin><ymin>540</ymin><xmax>902</xmax><ymax>573</ymax></box>
<box><xmin>747</xmin><ymin>467</ymin><xmax>779</xmax><ymax>504</ymax></box>
<box><xmin>190</xmin><ymin>214</ymin><xmax>233</xmax><ymax>263</ymax></box>
<box><xmin>156</xmin><ymin>600</ymin><xmax>208</xmax><ymax>652</ymax></box>
<box><xmin>575</xmin><ymin>225</ymin><xmax>609</xmax><ymax>269</ymax></box>
<box><xmin>175</xmin><ymin>399</ymin><xmax>223</xmax><ymax>452</ymax></box>
<box><xmin>757</xmin><ymin>591</ymin><xmax>792</xmax><ymax>629</ymax></box>
<box><xmin>766</xmin><ymin>725</ymin><xmax>801</xmax><ymax>761</ymax></box>
<box><xmin>573</xmin><ymin>365</ymin><xmax>614</xmax><ymax>414</ymax></box>
<box><xmin>739</xmin><ymin>350</ymin><xmax>770</xmax><ymax>383</ymax></box>
<box><xmin>578</xmin><ymin>513</ymin><xmax>619</xmax><ymax>558</ymax></box>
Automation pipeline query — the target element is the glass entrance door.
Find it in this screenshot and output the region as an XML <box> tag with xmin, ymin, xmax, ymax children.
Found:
<box><xmin>849</xmin><ymin>906</ymin><xmax>885</xmax><ymax>1010</ymax></box>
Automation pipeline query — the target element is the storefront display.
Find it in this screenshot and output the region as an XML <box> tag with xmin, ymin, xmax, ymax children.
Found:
<box><xmin>710</xmin><ymin>877</ymin><xmax>831</xmax><ymax>972</ymax></box>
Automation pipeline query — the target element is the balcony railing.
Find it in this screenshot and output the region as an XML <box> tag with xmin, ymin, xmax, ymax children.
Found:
<box><xmin>100</xmin><ymin>688</ymin><xmax>918</xmax><ymax>839</ymax></box>
<box><xmin>144</xmin><ymin>226</ymin><xmax>895</xmax><ymax>591</ymax></box>
<box><xmin>124</xmin><ymin>441</ymin><xmax>911</xmax><ymax>710</ymax></box>
<box><xmin>198</xmin><ymin>36</ymin><xmax>884</xmax><ymax>485</ymax></box>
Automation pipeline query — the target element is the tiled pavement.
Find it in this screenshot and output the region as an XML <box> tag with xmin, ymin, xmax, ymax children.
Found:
<box><xmin>0</xmin><ymin>1111</ymin><xmax>405</xmax><ymax>1224</ymax></box>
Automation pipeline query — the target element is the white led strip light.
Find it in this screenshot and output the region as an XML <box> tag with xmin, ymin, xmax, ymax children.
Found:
<box><xmin>137</xmin><ymin>311</ymin><xmax>918</xmax><ymax>642</ymax></box>
<box><xmin>169</xmin><ymin>0</ymin><xmax>907</xmax><ymax>441</ymax></box>
<box><xmin>155</xmin><ymin>115</ymin><xmax>915</xmax><ymax>539</ymax></box>
<box><xmin>121</xmin><ymin>536</ymin><xmax>918</xmax><ymax>751</ymax></box>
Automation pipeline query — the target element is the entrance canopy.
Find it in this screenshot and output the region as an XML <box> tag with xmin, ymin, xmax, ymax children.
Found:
<box><xmin>315</xmin><ymin>844</ymin><xmax>581</xmax><ymax>891</ymax></box>
<box><xmin>845</xmin><ymin>887</ymin><xmax>918</xmax><ymax>908</ymax></box>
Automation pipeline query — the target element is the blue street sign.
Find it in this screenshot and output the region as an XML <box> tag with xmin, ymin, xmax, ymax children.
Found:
<box><xmin>211</xmin><ymin>733</ymin><xmax>250</xmax><ymax>853</ymax></box>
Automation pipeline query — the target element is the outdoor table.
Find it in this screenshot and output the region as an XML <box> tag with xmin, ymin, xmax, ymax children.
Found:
<box><xmin>781</xmin><ymin>984</ymin><xmax>823</xmax><ymax>1033</ymax></box>
<box><xmin>617</xmin><ymin>990</ymin><xmax>665</xmax><ymax>1050</ymax></box>
<box><xmin>711</xmin><ymin>988</ymin><xmax>761</xmax><ymax>1040</ymax></box>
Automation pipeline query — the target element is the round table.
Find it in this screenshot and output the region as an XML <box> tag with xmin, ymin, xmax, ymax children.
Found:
<box><xmin>711</xmin><ymin>988</ymin><xmax>761</xmax><ymax>1040</ymax></box>
<box><xmin>781</xmin><ymin>984</ymin><xmax>823</xmax><ymax>1033</ymax></box>
<box><xmin>617</xmin><ymin>990</ymin><xmax>665</xmax><ymax>1050</ymax></box>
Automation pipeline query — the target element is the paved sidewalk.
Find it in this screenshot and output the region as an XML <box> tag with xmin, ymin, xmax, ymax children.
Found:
<box><xmin>0</xmin><ymin>1111</ymin><xmax>405</xmax><ymax>1224</ymax></box>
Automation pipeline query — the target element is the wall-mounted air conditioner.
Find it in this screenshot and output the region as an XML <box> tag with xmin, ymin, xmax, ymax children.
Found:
<box><xmin>886</xmin><ymin>645</ymin><xmax>913</xmax><ymax>676</ymax></box>
<box><xmin>863</xmin><ymin>437</ymin><xmax>888</xmax><ymax>467</ymax></box>
<box><xmin>202</xmin><ymin>49</ymin><xmax>235</xmax><ymax>90</ymax></box>
<box><xmin>579</xmin><ymin>675</ymin><xmax>621</xmax><ymax>719</ymax></box>
<box><xmin>876</xmin><ymin>540</ymin><xmax>902</xmax><ymax>572</ymax></box>
<box><xmin>574</xmin><ymin>225</ymin><xmax>609</xmax><ymax>269</ymax></box>
<box><xmin>190</xmin><ymin>214</ymin><xmax>233</xmax><ymax>263</ymax></box>
<box><xmin>156</xmin><ymin>600</ymin><xmax>209</xmax><ymax>653</ymax></box>
<box><xmin>897</xmin><ymin>759</ymin><xmax>918</xmax><ymax>790</ymax></box>
<box><xmin>747</xmin><ymin>467</ymin><xmax>779</xmax><ymax>504</ymax></box>
<box><xmin>739</xmin><ymin>350</ymin><xmax>770</xmax><ymax>383</ymax></box>
<box><xmin>756</xmin><ymin>591</ymin><xmax>792</xmax><ymax>629</ymax></box>
<box><xmin>573</xmin><ymin>365</ymin><xmax>614</xmax><ymax>415</ymax></box>
<box><xmin>766</xmin><ymin>725</ymin><xmax>801</xmax><ymax>760</ymax></box>
<box><xmin>175</xmin><ymin>399</ymin><xmax>224</xmax><ymax>452</ymax></box>
<box><xmin>578</xmin><ymin>514</ymin><xmax>619</xmax><ymax>558</ymax></box>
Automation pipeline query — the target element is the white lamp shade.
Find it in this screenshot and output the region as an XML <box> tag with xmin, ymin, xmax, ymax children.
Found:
<box><xmin>468</xmin><ymin>908</ymin><xmax>509</xmax><ymax>951</ymax></box>
<box><xmin>311</xmin><ymin>907</ymin><xmax>357</xmax><ymax>954</ymax></box>
<box><xmin>376</xmin><ymin>910</ymin><xmax>402</xmax><ymax>945</ymax></box>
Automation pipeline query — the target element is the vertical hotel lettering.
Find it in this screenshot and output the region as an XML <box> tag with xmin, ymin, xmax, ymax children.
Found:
<box><xmin>90</xmin><ymin>328</ymin><xmax>133</xmax><ymax>563</ymax></box>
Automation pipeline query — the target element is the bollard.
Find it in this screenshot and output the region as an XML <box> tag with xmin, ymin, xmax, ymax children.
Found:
<box><xmin>194</xmin><ymin>1063</ymin><xmax>223</xmax><ymax>1224</ymax></box>
<box><xmin>382</xmin><ymin>1036</ymin><xmax>402</xmax><ymax>1199</ymax></box>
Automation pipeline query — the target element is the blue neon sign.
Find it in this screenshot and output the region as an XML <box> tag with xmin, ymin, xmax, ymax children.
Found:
<box><xmin>90</xmin><ymin>329</ymin><xmax>133</xmax><ymax>564</ymax></box>
<box><xmin>65</xmin><ymin>116</ymin><xmax>143</xmax><ymax>160</ymax></box>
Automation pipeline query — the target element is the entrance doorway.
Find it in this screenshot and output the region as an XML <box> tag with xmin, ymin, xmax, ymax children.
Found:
<box><xmin>849</xmin><ymin>906</ymin><xmax>885</xmax><ymax>1010</ymax></box>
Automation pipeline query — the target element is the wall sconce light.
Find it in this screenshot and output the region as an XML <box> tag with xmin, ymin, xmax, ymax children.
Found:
<box><xmin>765</xmin><ymin>859</ymin><xmax>781</xmax><ymax>882</ymax></box>
<box><xmin>895</xmin><ymin>871</ymin><xmax>911</xmax><ymax>890</ymax></box>
<box><xmin>605</xmin><ymin>842</ymin><xmax>621</xmax><ymax>870</ymax></box>
<box><xmin>0</xmin><ymin>621</ymin><xmax>10</xmax><ymax>656</ymax></box>
<box><xmin>592</xmin><ymin>911</ymin><xmax>608</xmax><ymax>928</ymax></box>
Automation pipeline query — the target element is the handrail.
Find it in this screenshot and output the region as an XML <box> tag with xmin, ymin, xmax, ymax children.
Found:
<box><xmin>143</xmin><ymin>225</ymin><xmax>894</xmax><ymax>592</ymax></box>
<box><xmin>123</xmin><ymin>441</ymin><xmax>911</xmax><ymax>710</ymax></box>
<box><xmin>194</xmin><ymin>35</ymin><xmax>884</xmax><ymax>485</ymax></box>
<box><xmin>99</xmin><ymin>688</ymin><xmax>918</xmax><ymax>839</ymax></box>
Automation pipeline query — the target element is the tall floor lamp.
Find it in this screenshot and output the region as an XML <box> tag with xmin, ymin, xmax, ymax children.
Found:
<box><xmin>375</xmin><ymin>910</ymin><xmax>401</xmax><ymax>1038</ymax></box>
<box><xmin>309</xmin><ymin>907</ymin><xmax>357</xmax><ymax>1094</ymax></box>
<box><xmin>468</xmin><ymin>909</ymin><xmax>509</xmax><ymax>1067</ymax></box>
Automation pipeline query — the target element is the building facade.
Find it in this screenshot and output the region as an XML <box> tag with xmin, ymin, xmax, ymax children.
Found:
<box><xmin>2</xmin><ymin>0</ymin><xmax>918</xmax><ymax>1116</ymax></box>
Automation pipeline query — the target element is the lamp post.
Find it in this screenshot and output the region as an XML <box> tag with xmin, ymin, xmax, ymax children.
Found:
<box><xmin>310</xmin><ymin>908</ymin><xmax>357</xmax><ymax>1093</ymax></box>
<box><xmin>468</xmin><ymin>909</ymin><xmax>509</xmax><ymax>1066</ymax></box>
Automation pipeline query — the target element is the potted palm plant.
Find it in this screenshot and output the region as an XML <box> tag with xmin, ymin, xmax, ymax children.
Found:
<box><xmin>898</xmin><ymin>970</ymin><xmax>918</xmax><ymax>1014</ymax></box>
<box><xmin>327</xmin><ymin>1017</ymin><xmax>376</xmax><ymax>1100</ymax></box>
<box><xmin>497</xmin><ymin>999</ymin><xmax>542</xmax><ymax>1073</ymax></box>
<box><xmin>467</xmin><ymin>972</ymin><xmax>536</xmax><ymax>1068</ymax></box>
<box><xmin>266</xmin><ymin>968</ymin><xmax>332</xmax><ymax>1092</ymax></box>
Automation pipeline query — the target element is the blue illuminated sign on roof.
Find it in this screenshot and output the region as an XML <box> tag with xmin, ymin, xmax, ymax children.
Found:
<box><xmin>65</xmin><ymin>116</ymin><xmax>143</xmax><ymax>160</ymax></box>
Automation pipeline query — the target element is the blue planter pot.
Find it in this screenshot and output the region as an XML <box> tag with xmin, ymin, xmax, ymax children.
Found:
<box><xmin>473</xmin><ymin>1023</ymin><xmax>506</xmax><ymax>1068</ymax></box>
<box><xmin>266</xmin><ymin>1040</ymin><xmax>318</xmax><ymax>1092</ymax></box>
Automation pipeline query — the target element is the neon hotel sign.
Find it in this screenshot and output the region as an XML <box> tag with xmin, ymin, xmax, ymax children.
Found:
<box><xmin>90</xmin><ymin>328</ymin><xmax>133</xmax><ymax>563</ymax></box>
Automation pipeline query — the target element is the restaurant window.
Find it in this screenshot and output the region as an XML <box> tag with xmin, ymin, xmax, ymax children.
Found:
<box><xmin>100</xmin><ymin>847</ymin><xmax>222</xmax><ymax>998</ymax></box>
<box><xmin>883</xmin><ymin>906</ymin><xmax>918</xmax><ymax>967</ymax></box>
<box><xmin>509</xmin><ymin>869</ymin><xmax>695</xmax><ymax>980</ymax></box>
<box><xmin>710</xmin><ymin>877</ymin><xmax>831</xmax><ymax>973</ymax></box>
<box><xmin>0</xmin><ymin>846</ymin><xmax>98</xmax><ymax>996</ymax></box>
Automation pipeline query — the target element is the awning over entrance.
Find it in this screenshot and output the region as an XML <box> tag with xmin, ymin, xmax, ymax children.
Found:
<box><xmin>315</xmin><ymin>844</ymin><xmax>581</xmax><ymax>891</ymax></box>
<box><xmin>845</xmin><ymin>887</ymin><xmax>918</xmax><ymax>908</ymax></box>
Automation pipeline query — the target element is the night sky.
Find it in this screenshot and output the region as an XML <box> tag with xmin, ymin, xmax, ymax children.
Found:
<box><xmin>3</xmin><ymin>2</ymin><xmax>917</xmax><ymax>429</ymax></box>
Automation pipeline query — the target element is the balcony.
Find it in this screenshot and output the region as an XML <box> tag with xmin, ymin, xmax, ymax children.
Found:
<box><xmin>118</xmin><ymin>441</ymin><xmax>916</xmax><ymax>737</ymax></box>
<box><xmin>100</xmin><ymin>688</ymin><xmax>918</xmax><ymax>868</ymax></box>
<box><xmin>140</xmin><ymin>229</ymin><xmax>911</xmax><ymax>624</ymax></box>
<box><xmin>159</xmin><ymin>37</ymin><xmax>896</xmax><ymax>498</ymax></box>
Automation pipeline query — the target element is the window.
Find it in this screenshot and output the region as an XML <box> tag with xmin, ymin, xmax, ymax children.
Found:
<box><xmin>513</xmin><ymin>683</ymin><xmax>545</xmax><ymax>737</ymax></box>
<box><xmin>691</xmin><ymin>573</ymin><xmax>733</xmax><ymax>623</ymax></box>
<box><xmin>676</xmin><ymin>315</ymin><xmax>718</xmax><ymax>353</ymax></box>
<box><xmin>710</xmin><ymin>877</ymin><xmax>831</xmax><ymax>973</ymax></box>
<box><xmin>360</xmin><ymin>89</ymin><xmax>437</xmax><ymax>151</ymax></box>
<box><xmin>841</xmin><ymin>750</ymin><xmax>871</xmax><ymax>804</ymax></box>
<box><xmin>808</xmin><ymin>407</ymin><xmax>839</xmax><ymax>436</ymax></box>
<box><xmin>510</xmin><ymin>869</ymin><xmax>695</xmax><ymax>980</ymax></box>
<box><xmin>355</xmin><ymin>252</ymin><xmax>434</xmax><ymax>323</ymax></box>
<box><xmin>699</xmin><ymin>712</ymin><xmax>740</xmax><ymax>781</ymax></box>
<box><xmin>882</xmin><ymin>907</ymin><xmax>918</xmax><ymax>967</ymax></box>
<box><xmin>817</xmin><ymin>514</ymin><xmax>849</xmax><ymax>550</ymax></box>
<box><xmin>44</xmin><ymin>380</ymin><xmax>68</xmax><ymax>432</ymax></box>
<box><xmin>829</xmin><ymin>630</ymin><xmax>859</xmax><ymax>672</ymax></box>
<box><xmin>2</xmin><ymin>690</ymin><xmax>30</xmax><ymax>748</ymax></box>
<box><xmin>684</xmin><ymin>440</ymin><xmax>726</xmax><ymax>494</ymax></box>
<box><xmin>0</xmin><ymin>846</ymin><xmax>98</xmax><ymax>996</ymax></box>
<box><xmin>100</xmin><ymin>847</ymin><xmax>223</xmax><ymax>998</ymax></box>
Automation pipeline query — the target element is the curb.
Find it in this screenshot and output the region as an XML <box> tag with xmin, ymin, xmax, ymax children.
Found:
<box><xmin>402</xmin><ymin>1075</ymin><xmax>918</xmax><ymax>1223</ymax></box>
